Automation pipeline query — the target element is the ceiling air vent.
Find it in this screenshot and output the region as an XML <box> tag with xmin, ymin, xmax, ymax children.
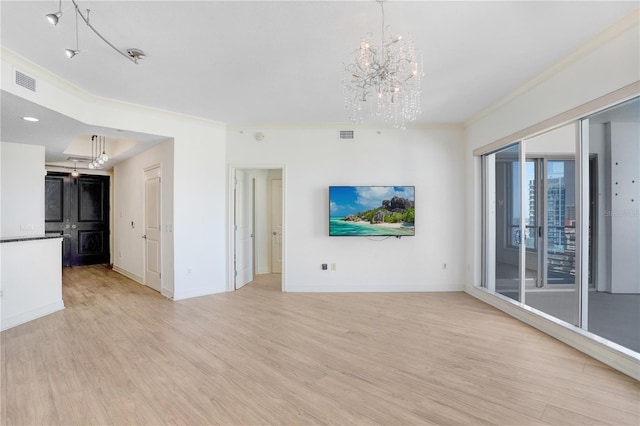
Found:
<box><xmin>15</xmin><ymin>69</ymin><xmax>36</xmax><ymax>92</ymax></box>
<box><xmin>338</xmin><ymin>130</ymin><xmax>354</xmax><ymax>140</ymax></box>
<box><xmin>67</xmin><ymin>156</ymin><xmax>92</xmax><ymax>163</ymax></box>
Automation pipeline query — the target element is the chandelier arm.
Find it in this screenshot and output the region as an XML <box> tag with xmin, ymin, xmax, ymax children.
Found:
<box><xmin>71</xmin><ymin>0</ymin><xmax>137</xmax><ymax>64</ymax></box>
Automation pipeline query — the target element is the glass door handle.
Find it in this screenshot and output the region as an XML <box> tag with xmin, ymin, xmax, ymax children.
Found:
<box><xmin>515</xmin><ymin>229</ymin><xmax>522</xmax><ymax>245</ymax></box>
<box><xmin>538</xmin><ymin>226</ymin><xmax>542</xmax><ymax>238</ymax></box>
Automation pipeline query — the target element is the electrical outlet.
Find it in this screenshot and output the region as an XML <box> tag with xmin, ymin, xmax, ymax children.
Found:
<box><xmin>321</xmin><ymin>264</ymin><xmax>328</xmax><ymax>270</ymax></box>
<box><xmin>443</xmin><ymin>263</ymin><xmax>447</xmax><ymax>270</ymax></box>
<box><xmin>331</xmin><ymin>263</ymin><xmax>337</xmax><ymax>271</ymax></box>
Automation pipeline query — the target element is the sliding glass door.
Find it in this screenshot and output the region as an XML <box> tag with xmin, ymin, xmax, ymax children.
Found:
<box><xmin>481</xmin><ymin>96</ymin><xmax>640</xmax><ymax>354</ymax></box>
<box><xmin>522</xmin><ymin>125</ymin><xmax>579</xmax><ymax>325</ymax></box>
<box><xmin>484</xmin><ymin>144</ymin><xmax>521</xmax><ymax>302</ymax></box>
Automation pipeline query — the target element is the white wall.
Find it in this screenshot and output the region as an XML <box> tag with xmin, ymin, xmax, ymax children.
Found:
<box><xmin>608</xmin><ymin>122</ymin><xmax>640</xmax><ymax>293</ymax></box>
<box><xmin>113</xmin><ymin>139</ymin><xmax>174</xmax><ymax>296</ymax></box>
<box><xmin>2</xmin><ymin>48</ymin><xmax>227</xmax><ymax>301</ymax></box>
<box><xmin>525</xmin><ymin>124</ymin><xmax>576</xmax><ymax>156</ymax></box>
<box><xmin>1</xmin><ymin>238</ymin><xmax>64</xmax><ymax>330</ymax></box>
<box><xmin>227</xmin><ymin>126</ymin><xmax>466</xmax><ymax>292</ymax></box>
<box><xmin>0</xmin><ymin>143</ymin><xmax>64</xmax><ymax>330</ymax></box>
<box><xmin>0</xmin><ymin>142</ymin><xmax>45</xmax><ymax>237</ymax></box>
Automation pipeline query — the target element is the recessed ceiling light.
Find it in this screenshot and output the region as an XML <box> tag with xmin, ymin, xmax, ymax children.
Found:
<box><xmin>22</xmin><ymin>116</ymin><xmax>39</xmax><ymax>122</ymax></box>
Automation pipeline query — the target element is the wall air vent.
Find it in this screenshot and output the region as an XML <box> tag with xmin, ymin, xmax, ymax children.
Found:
<box><xmin>15</xmin><ymin>69</ymin><xmax>36</xmax><ymax>92</ymax></box>
<box><xmin>338</xmin><ymin>130</ymin><xmax>354</xmax><ymax>140</ymax></box>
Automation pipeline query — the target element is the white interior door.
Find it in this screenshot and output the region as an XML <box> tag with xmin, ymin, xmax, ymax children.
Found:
<box><xmin>144</xmin><ymin>166</ymin><xmax>161</xmax><ymax>292</ymax></box>
<box><xmin>271</xmin><ymin>178</ymin><xmax>282</xmax><ymax>274</ymax></box>
<box><xmin>235</xmin><ymin>170</ymin><xmax>254</xmax><ymax>289</ymax></box>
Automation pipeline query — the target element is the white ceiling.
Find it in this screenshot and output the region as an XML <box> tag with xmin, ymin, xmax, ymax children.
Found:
<box><xmin>1</xmin><ymin>1</ymin><xmax>638</xmax><ymax>165</ymax></box>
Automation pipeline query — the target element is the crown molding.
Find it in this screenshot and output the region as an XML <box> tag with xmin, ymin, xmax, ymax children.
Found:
<box><xmin>465</xmin><ymin>7</ymin><xmax>640</xmax><ymax>128</ymax></box>
<box><xmin>226</xmin><ymin>121</ymin><xmax>465</xmax><ymax>132</ymax></box>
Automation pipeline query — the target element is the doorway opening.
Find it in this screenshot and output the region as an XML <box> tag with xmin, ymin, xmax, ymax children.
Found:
<box><xmin>230</xmin><ymin>167</ymin><xmax>284</xmax><ymax>292</ymax></box>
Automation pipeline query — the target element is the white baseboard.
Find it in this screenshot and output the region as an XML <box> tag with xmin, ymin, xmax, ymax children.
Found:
<box><xmin>112</xmin><ymin>265</ymin><xmax>143</xmax><ymax>285</ymax></box>
<box><xmin>466</xmin><ymin>285</ymin><xmax>640</xmax><ymax>380</ymax></box>
<box><xmin>289</xmin><ymin>282</ymin><xmax>465</xmax><ymax>293</ymax></box>
<box><xmin>173</xmin><ymin>287</ymin><xmax>221</xmax><ymax>301</ymax></box>
<box><xmin>161</xmin><ymin>287</ymin><xmax>174</xmax><ymax>300</ymax></box>
<box><xmin>1</xmin><ymin>300</ymin><xmax>65</xmax><ymax>332</ymax></box>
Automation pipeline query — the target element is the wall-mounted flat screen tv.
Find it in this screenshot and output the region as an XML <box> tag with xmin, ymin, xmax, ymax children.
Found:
<box><xmin>329</xmin><ymin>186</ymin><xmax>415</xmax><ymax>236</ymax></box>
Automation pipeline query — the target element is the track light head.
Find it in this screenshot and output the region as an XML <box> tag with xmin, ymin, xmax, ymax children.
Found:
<box><xmin>46</xmin><ymin>0</ymin><xmax>63</xmax><ymax>25</ymax></box>
<box><xmin>126</xmin><ymin>48</ymin><xmax>145</xmax><ymax>64</ymax></box>
<box><xmin>65</xmin><ymin>49</ymin><xmax>80</xmax><ymax>59</ymax></box>
<box><xmin>46</xmin><ymin>11</ymin><xmax>62</xmax><ymax>25</ymax></box>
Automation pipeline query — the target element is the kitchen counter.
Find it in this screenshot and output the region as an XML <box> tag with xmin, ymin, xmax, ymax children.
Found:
<box><xmin>1</xmin><ymin>235</ymin><xmax>64</xmax><ymax>331</ymax></box>
<box><xmin>0</xmin><ymin>234</ymin><xmax>62</xmax><ymax>243</ymax></box>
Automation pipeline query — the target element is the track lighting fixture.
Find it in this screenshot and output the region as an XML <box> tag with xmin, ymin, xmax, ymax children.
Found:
<box><xmin>46</xmin><ymin>0</ymin><xmax>145</xmax><ymax>64</ymax></box>
<box><xmin>46</xmin><ymin>0</ymin><xmax>63</xmax><ymax>25</ymax></box>
<box><xmin>65</xmin><ymin>5</ymin><xmax>80</xmax><ymax>59</ymax></box>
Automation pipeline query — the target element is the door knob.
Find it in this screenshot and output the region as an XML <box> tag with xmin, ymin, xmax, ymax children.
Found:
<box><xmin>71</xmin><ymin>224</ymin><xmax>77</xmax><ymax>229</ymax></box>
<box><xmin>142</xmin><ymin>235</ymin><xmax>147</xmax><ymax>239</ymax></box>
<box><xmin>64</xmin><ymin>224</ymin><xmax>70</xmax><ymax>229</ymax></box>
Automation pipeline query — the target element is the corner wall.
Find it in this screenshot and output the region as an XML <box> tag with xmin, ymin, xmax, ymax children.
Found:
<box><xmin>113</xmin><ymin>139</ymin><xmax>174</xmax><ymax>296</ymax></box>
<box><xmin>463</xmin><ymin>11</ymin><xmax>640</xmax><ymax>378</ymax></box>
<box><xmin>1</xmin><ymin>48</ymin><xmax>227</xmax><ymax>300</ymax></box>
<box><xmin>465</xmin><ymin>13</ymin><xmax>640</xmax><ymax>290</ymax></box>
<box><xmin>227</xmin><ymin>126</ymin><xmax>466</xmax><ymax>292</ymax></box>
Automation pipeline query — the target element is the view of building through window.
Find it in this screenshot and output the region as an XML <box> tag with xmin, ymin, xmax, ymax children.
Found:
<box><xmin>482</xmin><ymin>97</ymin><xmax>640</xmax><ymax>353</ymax></box>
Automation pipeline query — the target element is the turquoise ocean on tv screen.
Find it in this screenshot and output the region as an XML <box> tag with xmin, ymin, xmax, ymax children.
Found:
<box><xmin>329</xmin><ymin>217</ymin><xmax>415</xmax><ymax>236</ymax></box>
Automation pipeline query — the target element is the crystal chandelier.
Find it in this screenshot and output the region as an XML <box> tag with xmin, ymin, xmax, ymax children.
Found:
<box><xmin>343</xmin><ymin>0</ymin><xmax>423</xmax><ymax>129</ymax></box>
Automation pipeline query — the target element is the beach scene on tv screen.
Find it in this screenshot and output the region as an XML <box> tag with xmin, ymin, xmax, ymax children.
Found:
<box><xmin>329</xmin><ymin>186</ymin><xmax>415</xmax><ymax>236</ymax></box>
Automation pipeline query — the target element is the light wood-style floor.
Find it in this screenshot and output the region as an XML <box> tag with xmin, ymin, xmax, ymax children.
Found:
<box><xmin>1</xmin><ymin>266</ymin><xmax>638</xmax><ymax>425</ymax></box>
